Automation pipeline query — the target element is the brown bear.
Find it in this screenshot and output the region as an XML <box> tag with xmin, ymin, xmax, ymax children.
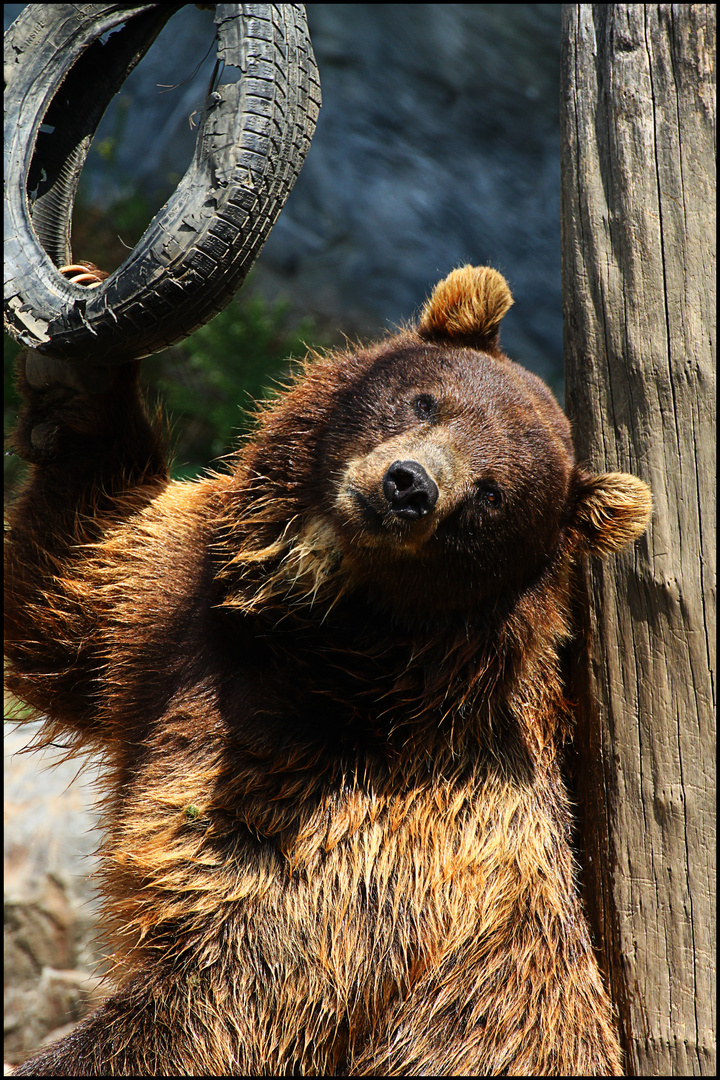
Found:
<box><xmin>5</xmin><ymin>266</ymin><xmax>650</xmax><ymax>1075</ymax></box>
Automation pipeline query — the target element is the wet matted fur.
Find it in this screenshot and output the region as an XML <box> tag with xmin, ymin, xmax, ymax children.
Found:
<box><xmin>5</xmin><ymin>266</ymin><xmax>651</xmax><ymax>1075</ymax></box>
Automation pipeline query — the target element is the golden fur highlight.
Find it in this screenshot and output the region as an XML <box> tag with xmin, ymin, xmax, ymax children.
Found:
<box><xmin>417</xmin><ymin>264</ymin><xmax>514</xmax><ymax>352</ymax></box>
<box><xmin>574</xmin><ymin>471</ymin><xmax>653</xmax><ymax>555</ymax></box>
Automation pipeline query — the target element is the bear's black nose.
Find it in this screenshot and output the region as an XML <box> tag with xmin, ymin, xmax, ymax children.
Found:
<box><xmin>382</xmin><ymin>460</ymin><xmax>439</xmax><ymax>520</ymax></box>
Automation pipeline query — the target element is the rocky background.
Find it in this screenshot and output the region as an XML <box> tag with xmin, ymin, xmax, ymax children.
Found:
<box><xmin>4</xmin><ymin>726</ymin><xmax>107</xmax><ymax>1069</ymax></box>
<box><xmin>4</xmin><ymin>4</ymin><xmax>563</xmax><ymax>1068</ymax></box>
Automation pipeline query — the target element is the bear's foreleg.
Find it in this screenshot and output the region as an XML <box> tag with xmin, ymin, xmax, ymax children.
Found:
<box><xmin>346</xmin><ymin>914</ymin><xmax>623</xmax><ymax>1076</ymax></box>
<box><xmin>4</xmin><ymin>351</ymin><xmax>169</xmax><ymax>735</ymax></box>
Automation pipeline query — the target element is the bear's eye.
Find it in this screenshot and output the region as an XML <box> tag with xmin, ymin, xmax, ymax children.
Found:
<box><xmin>478</xmin><ymin>485</ymin><xmax>502</xmax><ymax>508</ymax></box>
<box><xmin>413</xmin><ymin>394</ymin><xmax>436</xmax><ymax>420</ymax></box>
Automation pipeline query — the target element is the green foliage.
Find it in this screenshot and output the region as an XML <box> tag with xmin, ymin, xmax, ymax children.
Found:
<box><xmin>142</xmin><ymin>291</ymin><xmax>318</xmax><ymax>479</ymax></box>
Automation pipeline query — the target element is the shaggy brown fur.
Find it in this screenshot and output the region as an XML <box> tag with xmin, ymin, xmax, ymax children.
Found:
<box><xmin>5</xmin><ymin>266</ymin><xmax>650</xmax><ymax>1076</ymax></box>
<box><xmin>417</xmin><ymin>264</ymin><xmax>514</xmax><ymax>352</ymax></box>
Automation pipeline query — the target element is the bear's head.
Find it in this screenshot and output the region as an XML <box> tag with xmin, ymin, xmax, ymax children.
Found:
<box><xmin>232</xmin><ymin>266</ymin><xmax>651</xmax><ymax>622</ymax></box>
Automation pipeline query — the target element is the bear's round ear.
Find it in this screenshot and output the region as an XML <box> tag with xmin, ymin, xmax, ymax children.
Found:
<box><xmin>417</xmin><ymin>265</ymin><xmax>514</xmax><ymax>354</ymax></box>
<box><xmin>571</xmin><ymin>470</ymin><xmax>652</xmax><ymax>556</ymax></box>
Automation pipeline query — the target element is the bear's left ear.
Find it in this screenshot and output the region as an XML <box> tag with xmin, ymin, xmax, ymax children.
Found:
<box><xmin>571</xmin><ymin>470</ymin><xmax>652</xmax><ymax>556</ymax></box>
<box><xmin>417</xmin><ymin>265</ymin><xmax>513</xmax><ymax>354</ymax></box>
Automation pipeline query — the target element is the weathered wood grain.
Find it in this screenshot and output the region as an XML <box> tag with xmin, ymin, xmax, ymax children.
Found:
<box><xmin>560</xmin><ymin>5</ymin><xmax>715</xmax><ymax>1076</ymax></box>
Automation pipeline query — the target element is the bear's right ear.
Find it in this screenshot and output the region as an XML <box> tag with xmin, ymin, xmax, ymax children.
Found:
<box><xmin>571</xmin><ymin>470</ymin><xmax>652</xmax><ymax>556</ymax></box>
<box><xmin>417</xmin><ymin>265</ymin><xmax>514</xmax><ymax>354</ymax></box>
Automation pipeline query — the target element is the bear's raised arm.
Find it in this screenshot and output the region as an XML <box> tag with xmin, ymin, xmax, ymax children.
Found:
<box><xmin>4</xmin><ymin>354</ymin><xmax>170</xmax><ymax>742</ymax></box>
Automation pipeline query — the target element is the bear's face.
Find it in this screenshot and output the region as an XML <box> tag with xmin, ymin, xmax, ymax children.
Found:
<box><xmin>323</xmin><ymin>343</ymin><xmax>574</xmax><ymax>601</ymax></box>
<box><xmin>240</xmin><ymin>266</ymin><xmax>651</xmax><ymax>621</ymax></box>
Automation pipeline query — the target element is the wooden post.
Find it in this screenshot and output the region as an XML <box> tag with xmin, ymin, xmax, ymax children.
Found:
<box><xmin>560</xmin><ymin>5</ymin><xmax>715</xmax><ymax>1076</ymax></box>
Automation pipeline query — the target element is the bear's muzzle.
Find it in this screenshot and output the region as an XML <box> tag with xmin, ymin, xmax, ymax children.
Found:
<box><xmin>382</xmin><ymin>460</ymin><xmax>439</xmax><ymax>520</ymax></box>
<box><xmin>334</xmin><ymin>430</ymin><xmax>473</xmax><ymax>550</ymax></box>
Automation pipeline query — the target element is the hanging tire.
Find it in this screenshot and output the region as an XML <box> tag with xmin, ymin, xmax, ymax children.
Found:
<box><xmin>4</xmin><ymin>3</ymin><xmax>321</xmax><ymax>364</ymax></box>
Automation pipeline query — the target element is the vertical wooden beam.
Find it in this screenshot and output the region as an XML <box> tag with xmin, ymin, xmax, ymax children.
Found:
<box><xmin>560</xmin><ymin>5</ymin><xmax>715</xmax><ymax>1075</ymax></box>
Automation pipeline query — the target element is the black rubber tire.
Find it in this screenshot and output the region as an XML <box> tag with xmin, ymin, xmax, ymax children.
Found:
<box><xmin>4</xmin><ymin>3</ymin><xmax>321</xmax><ymax>364</ymax></box>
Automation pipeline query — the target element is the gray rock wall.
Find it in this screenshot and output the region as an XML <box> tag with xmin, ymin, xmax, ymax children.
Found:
<box><xmin>274</xmin><ymin>4</ymin><xmax>563</xmax><ymax>389</ymax></box>
<box><xmin>4</xmin><ymin>724</ymin><xmax>107</xmax><ymax>1067</ymax></box>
